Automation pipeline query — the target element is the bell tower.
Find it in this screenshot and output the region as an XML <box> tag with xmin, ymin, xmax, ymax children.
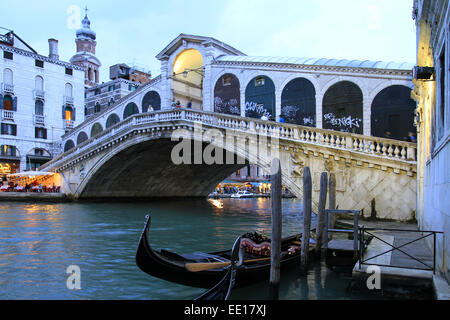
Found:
<box><xmin>70</xmin><ymin>7</ymin><xmax>101</xmax><ymax>87</ymax></box>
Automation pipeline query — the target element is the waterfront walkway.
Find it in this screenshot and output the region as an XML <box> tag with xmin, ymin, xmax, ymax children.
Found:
<box><xmin>0</xmin><ymin>192</ymin><xmax>68</xmax><ymax>202</ymax></box>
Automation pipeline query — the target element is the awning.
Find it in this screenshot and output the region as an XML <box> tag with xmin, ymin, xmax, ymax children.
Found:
<box><xmin>7</xmin><ymin>171</ymin><xmax>55</xmax><ymax>179</ymax></box>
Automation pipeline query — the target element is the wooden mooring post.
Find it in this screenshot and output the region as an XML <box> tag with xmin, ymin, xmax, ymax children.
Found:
<box><xmin>323</xmin><ymin>173</ymin><xmax>336</xmax><ymax>255</ymax></box>
<box><xmin>300</xmin><ymin>167</ymin><xmax>312</xmax><ymax>275</ymax></box>
<box><xmin>316</xmin><ymin>172</ymin><xmax>328</xmax><ymax>256</ymax></box>
<box><xmin>269</xmin><ymin>158</ymin><xmax>282</xmax><ymax>300</ymax></box>
<box><xmin>328</xmin><ymin>173</ymin><xmax>336</xmax><ymax>229</ymax></box>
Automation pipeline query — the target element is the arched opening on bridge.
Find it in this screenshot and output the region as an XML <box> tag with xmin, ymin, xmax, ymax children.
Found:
<box><xmin>106</xmin><ymin>113</ymin><xmax>120</xmax><ymax>129</ymax></box>
<box><xmin>25</xmin><ymin>148</ymin><xmax>52</xmax><ymax>171</ymax></box>
<box><xmin>142</xmin><ymin>91</ymin><xmax>161</xmax><ymax>113</ymax></box>
<box><xmin>214</xmin><ymin>73</ymin><xmax>240</xmax><ymax>115</ymax></box>
<box><xmin>90</xmin><ymin>123</ymin><xmax>103</xmax><ymax>137</ymax></box>
<box><xmin>64</xmin><ymin>140</ymin><xmax>75</xmax><ymax>152</ymax></box>
<box><xmin>245</xmin><ymin>75</ymin><xmax>275</xmax><ymax>119</ymax></box>
<box><xmin>171</xmin><ymin>49</ymin><xmax>204</xmax><ymax>109</ymax></box>
<box><xmin>77</xmin><ymin>131</ymin><xmax>88</xmax><ymax>145</ymax></box>
<box><xmin>281</xmin><ymin>77</ymin><xmax>316</xmax><ymax>126</ymax></box>
<box><xmin>123</xmin><ymin>102</ymin><xmax>139</xmax><ymax>119</ymax></box>
<box><xmin>371</xmin><ymin>85</ymin><xmax>416</xmax><ymax>140</ymax></box>
<box><xmin>322</xmin><ymin>81</ymin><xmax>363</xmax><ymax>134</ymax></box>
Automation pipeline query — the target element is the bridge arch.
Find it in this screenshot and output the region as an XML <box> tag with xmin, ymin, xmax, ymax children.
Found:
<box><xmin>77</xmin><ymin>131</ymin><xmax>88</xmax><ymax>145</ymax></box>
<box><xmin>123</xmin><ymin>102</ymin><xmax>139</xmax><ymax>119</ymax></box>
<box><xmin>371</xmin><ymin>85</ymin><xmax>416</xmax><ymax>140</ymax></box>
<box><xmin>106</xmin><ymin>113</ymin><xmax>121</xmax><ymax>129</ymax></box>
<box><xmin>90</xmin><ymin>122</ymin><xmax>103</xmax><ymax>137</ymax></box>
<box><xmin>64</xmin><ymin>140</ymin><xmax>75</xmax><ymax>152</ymax></box>
<box><xmin>245</xmin><ymin>75</ymin><xmax>276</xmax><ymax>119</ymax></box>
<box><xmin>170</xmin><ymin>48</ymin><xmax>204</xmax><ymax>110</ymax></box>
<box><xmin>213</xmin><ymin>73</ymin><xmax>241</xmax><ymax>115</ymax></box>
<box><xmin>74</xmin><ymin>131</ymin><xmax>302</xmax><ymax>201</ymax></box>
<box><xmin>322</xmin><ymin>80</ymin><xmax>364</xmax><ymax>134</ymax></box>
<box><xmin>280</xmin><ymin>77</ymin><xmax>316</xmax><ymax>126</ymax></box>
<box><xmin>141</xmin><ymin>90</ymin><xmax>161</xmax><ymax>113</ymax></box>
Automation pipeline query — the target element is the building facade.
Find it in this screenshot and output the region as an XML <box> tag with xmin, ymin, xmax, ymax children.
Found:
<box><xmin>84</xmin><ymin>63</ymin><xmax>151</xmax><ymax>118</ymax></box>
<box><xmin>412</xmin><ymin>0</ymin><xmax>449</xmax><ymax>281</ymax></box>
<box><xmin>0</xmin><ymin>29</ymin><xmax>84</xmax><ymax>174</ymax></box>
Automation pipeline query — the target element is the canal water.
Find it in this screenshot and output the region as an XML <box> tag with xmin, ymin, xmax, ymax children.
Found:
<box><xmin>0</xmin><ymin>198</ymin><xmax>365</xmax><ymax>300</ymax></box>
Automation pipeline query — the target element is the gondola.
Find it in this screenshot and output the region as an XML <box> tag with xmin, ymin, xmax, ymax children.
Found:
<box><xmin>195</xmin><ymin>236</ymin><xmax>241</xmax><ymax>300</ymax></box>
<box><xmin>135</xmin><ymin>215</ymin><xmax>308</xmax><ymax>289</ymax></box>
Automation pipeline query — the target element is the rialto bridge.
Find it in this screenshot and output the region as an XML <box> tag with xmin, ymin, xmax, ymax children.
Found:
<box><xmin>41</xmin><ymin>34</ymin><xmax>418</xmax><ymax>221</ymax></box>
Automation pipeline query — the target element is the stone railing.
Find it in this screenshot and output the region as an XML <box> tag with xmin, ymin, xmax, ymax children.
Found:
<box><xmin>45</xmin><ymin>108</ymin><xmax>417</xmax><ymax>171</ymax></box>
<box><xmin>1</xmin><ymin>83</ymin><xmax>14</xmax><ymax>94</ymax></box>
<box><xmin>1</xmin><ymin>109</ymin><xmax>14</xmax><ymax>121</ymax></box>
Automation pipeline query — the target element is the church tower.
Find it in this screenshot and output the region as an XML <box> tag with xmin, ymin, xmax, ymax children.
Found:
<box><xmin>70</xmin><ymin>7</ymin><xmax>101</xmax><ymax>87</ymax></box>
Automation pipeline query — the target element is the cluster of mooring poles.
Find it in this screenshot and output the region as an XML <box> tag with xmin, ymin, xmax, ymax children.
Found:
<box><xmin>268</xmin><ymin>159</ymin><xmax>337</xmax><ymax>299</ymax></box>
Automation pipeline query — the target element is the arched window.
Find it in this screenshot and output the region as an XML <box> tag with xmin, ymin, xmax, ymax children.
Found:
<box><xmin>123</xmin><ymin>102</ymin><xmax>139</xmax><ymax>119</ymax></box>
<box><xmin>35</xmin><ymin>76</ymin><xmax>44</xmax><ymax>91</ymax></box>
<box><xmin>322</xmin><ymin>81</ymin><xmax>363</xmax><ymax>134</ymax></box>
<box><xmin>77</xmin><ymin>131</ymin><xmax>88</xmax><ymax>145</ymax></box>
<box><xmin>245</xmin><ymin>76</ymin><xmax>275</xmax><ymax>119</ymax></box>
<box><xmin>3</xmin><ymin>68</ymin><xmax>13</xmax><ymax>85</ymax></box>
<box><xmin>106</xmin><ymin>113</ymin><xmax>120</xmax><ymax>129</ymax></box>
<box><xmin>2</xmin><ymin>95</ymin><xmax>13</xmax><ymax>111</ymax></box>
<box><xmin>142</xmin><ymin>91</ymin><xmax>161</xmax><ymax>112</ymax></box>
<box><xmin>214</xmin><ymin>73</ymin><xmax>240</xmax><ymax>115</ymax></box>
<box><xmin>64</xmin><ymin>106</ymin><xmax>74</xmax><ymax>120</ymax></box>
<box><xmin>90</xmin><ymin>122</ymin><xmax>103</xmax><ymax>137</ymax></box>
<box><xmin>65</xmin><ymin>83</ymin><xmax>73</xmax><ymax>98</ymax></box>
<box><xmin>35</xmin><ymin>100</ymin><xmax>44</xmax><ymax>116</ymax></box>
<box><xmin>64</xmin><ymin>140</ymin><xmax>75</xmax><ymax>152</ymax></box>
<box><xmin>281</xmin><ymin>78</ymin><xmax>316</xmax><ymax>126</ymax></box>
<box><xmin>371</xmin><ymin>85</ymin><xmax>416</xmax><ymax>140</ymax></box>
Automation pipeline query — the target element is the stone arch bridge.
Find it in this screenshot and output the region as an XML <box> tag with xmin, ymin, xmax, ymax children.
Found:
<box><xmin>42</xmin><ymin>108</ymin><xmax>417</xmax><ymax>221</ymax></box>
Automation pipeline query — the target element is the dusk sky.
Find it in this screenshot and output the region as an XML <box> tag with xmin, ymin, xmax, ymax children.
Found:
<box><xmin>1</xmin><ymin>0</ymin><xmax>417</xmax><ymax>81</ymax></box>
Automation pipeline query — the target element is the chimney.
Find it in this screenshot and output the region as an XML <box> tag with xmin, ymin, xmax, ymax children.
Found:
<box><xmin>48</xmin><ymin>39</ymin><xmax>59</xmax><ymax>60</ymax></box>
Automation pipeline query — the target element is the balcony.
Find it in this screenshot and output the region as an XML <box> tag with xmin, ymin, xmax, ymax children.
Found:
<box><xmin>63</xmin><ymin>119</ymin><xmax>74</xmax><ymax>130</ymax></box>
<box><xmin>34</xmin><ymin>114</ymin><xmax>45</xmax><ymax>127</ymax></box>
<box><xmin>1</xmin><ymin>109</ymin><xmax>14</xmax><ymax>121</ymax></box>
<box><xmin>34</xmin><ymin>90</ymin><xmax>45</xmax><ymax>100</ymax></box>
<box><xmin>1</xmin><ymin>83</ymin><xmax>14</xmax><ymax>94</ymax></box>
<box><xmin>64</xmin><ymin>96</ymin><xmax>74</xmax><ymax>105</ymax></box>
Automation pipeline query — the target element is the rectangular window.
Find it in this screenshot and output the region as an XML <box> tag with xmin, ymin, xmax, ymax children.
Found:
<box><xmin>35</xmin><ymin>59</ymin><xmax>44</xmax><ymax>68</ymax></box>
<box><xmin>222</xmin><ymin>75</ymin><xmax>232</xmax><ymax>86</ymax></box>
<box><xmin>3</xmin><ymin>51</ymin><xmax>13</xmax><ymax>60</ymax></box>
<box><xmin>1</xmin><ymin>123</ymin><xmax>17</xmax><ymax>136</ymax></box>
<box><xmin>65</xmin><ymin>68</ymin><xmax>73</xmax><ymax>76</ymax></box>
<box><xmin>255</xmin><ymin>77</ymin><xmax>265</xmax><ymax>87</ymax></box>
<box><xmin>1</xmin><ymin>145</ymin><xmax>16</xmax><ymax>157</ymax></box>
<box><xmin>35</xmin><ymin>127</ymin><xmax>47</xmax><ymax>139</ymax></box>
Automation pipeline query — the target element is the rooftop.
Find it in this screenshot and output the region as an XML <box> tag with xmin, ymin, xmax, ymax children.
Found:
<box><xmin>216</xmin><ymin>55</ymin><xmax>415</xmax><ymax>71</ymax></box>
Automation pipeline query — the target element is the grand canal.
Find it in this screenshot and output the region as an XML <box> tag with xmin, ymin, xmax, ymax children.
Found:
<box><xmin>0</xmin><ymin>198</ymin><xmax>366</xmax><ymax>300</ymax></box>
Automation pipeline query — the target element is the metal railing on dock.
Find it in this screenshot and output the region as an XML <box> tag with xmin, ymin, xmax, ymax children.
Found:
<box><xmin>323</xmin><ymin>209</ymin><xmax>360</xmax><ymax>259</ymax></box>
<box><xmin>358</xmin><ymin>227</ymin><xmax>443</xmax><ymax>274</ymax></box>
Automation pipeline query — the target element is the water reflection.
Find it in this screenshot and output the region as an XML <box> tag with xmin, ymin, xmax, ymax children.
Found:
<box><xmin>0</xmin><ymin>199</ymin><xmax>358</xmax><ymax>300</ymax></box>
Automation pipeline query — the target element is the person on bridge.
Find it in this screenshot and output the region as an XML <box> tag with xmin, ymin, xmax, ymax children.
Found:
<box><xmin>261</xmin><ymin>113</ymin><xmax>268</xmax><ymax>121</ymax></box>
